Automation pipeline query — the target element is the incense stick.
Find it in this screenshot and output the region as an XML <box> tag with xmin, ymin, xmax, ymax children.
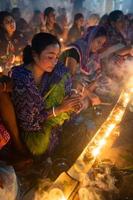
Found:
<box><xmin>100</xmin><ymin>102</ymin><xmax>112</xmax><ymax>106</ymax></box>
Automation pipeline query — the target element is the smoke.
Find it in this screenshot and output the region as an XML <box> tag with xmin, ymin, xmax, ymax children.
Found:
<box><xmin>34</xmin><ymin>161</ymin><xmax>120</xmax><ymax>200</ymax></box>
<box><xmin>96</xmin><ymin>57</ymin><xmax>133</xmax><ymax>98</ymax></box>
<box><xmin>78</xmin><ymin>161</ymin><xmax>119</xmax><ymax>200</ymax></box>
<box><xmin>106</xmin><ymin>57</ymin><xmax>133</xmax><ymax>85</ymax></box>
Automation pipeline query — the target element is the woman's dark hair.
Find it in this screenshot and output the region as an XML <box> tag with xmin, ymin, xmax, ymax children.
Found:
<box><xmin>23</xmin><ymin>32</ymin><xmax>61</xmax><ymax>65</ymax></box>
<box><xmin>0</xmin><ymin>11</ymin><xmax>14</xmax><ymax>27</ymax></box>
<box><xmin>108</xmin><ymin>10</ymin><xmax>124</xmax><ymax>23</ymax></box>
<box><xmin>74</xmin><ymin>13</ymin><xmax>84</xmax><ymax>22</ymax></box>
<box><xmin>94</xmin><ymin>26</ymin><xmax>107</xmax><ymax>39</ymax></box>
<box><xmin>84</xmin><ymin>26</ymin><xmax>107</xmax><ymax>42</ymax></box>
<box><xmin>99</xmin><ymin>14</ymin><xmax>109</xmax><ymax>25</ymax></box>
<box><xmin>44</xmin><ymin>7</ymin><xmax>55</xmax><ymax>17</ymax></box>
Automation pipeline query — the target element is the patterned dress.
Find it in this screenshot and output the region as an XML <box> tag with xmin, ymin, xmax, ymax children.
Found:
<box><xmin>11</xmin><ymin>62</ymin><xmax>72</xmax><ymax>156</ymax></box>
<box><xmin>0</xmin><ymin>118</ymin><xmax>10</xmax><ymax>150</ymax></box>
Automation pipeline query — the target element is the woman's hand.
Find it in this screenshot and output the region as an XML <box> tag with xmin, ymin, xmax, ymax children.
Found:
<box><xmin>88</xmin><ymin>93</ymin><xmax>101</xmax><ymax>106</ymax></box>
<box><xmin>75</xmin><ymin>81</ymin><xmax>97</xmax><ymax>99</ymax></box>
<box><xmin>57</xmin><ymin>96</ymin><xmax>83</xmax><ymax>113</ymax></box>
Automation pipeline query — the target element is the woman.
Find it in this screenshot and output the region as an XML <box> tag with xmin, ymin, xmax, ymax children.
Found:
<box><xmin>41</xmin><ymin>7</ymin><xmax>68</xmax><ymax>45</ymax></box>
<box><xmin>0</xmin><ymin>78</ymin><xmax>23</xmax><ymax>200</ymax></box>
<box><xmin>0</xmin><ymin>11</ymin><xmax>28</xmax><ymax>73</ymax></box>
<box><xmin>60</xmin><ymin>26</ymin><xmax>107</xmax><ymax>104</ymax></box>
<box><xmin>30</xmin><ymin>10</ymin><xmax>42</xmax><ymax>35</ymax></box>
<box><xmin>60</xmin><ymin>26</ymin><xmax>107</xmax><ymax>78</ymax></box>
<box><xmin>107</xmin><ymin>10</ymin><xmax>129</xmax><ymax>46</ymax></box>
<box><xmin>40</xmin><ymin>7</ymin><xmax>63</xmax><ymax>38</ymax></box>
<box><xmin>0</xmin><ymin>76</ymin><xmax>25</xmax><ymax>154</ymax></box>
<box><xmin>86</xmin><ymin>13</ymin><xmax>100</xmax><ymax>28</ymax></box>
<box><xmin>11</xmin><ymin>32</ymin><xmax>82</xmax><ymax>156</ymax></box>
<box><xmin>103</xmin><ymin>10</ymin><xmax>133</xmax><ymax>83</ymax></box>
<box><xmin>11</xmin><ymin>7</ymin><xmax>32</xmax><ymax>42</ymax></box>
<box><xmin>67</xmin><ymin>13</ymin><xmax>84</xmax><ymax>45</ymax></box>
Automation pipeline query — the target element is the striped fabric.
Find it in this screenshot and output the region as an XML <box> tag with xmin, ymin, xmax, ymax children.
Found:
<box><xmin>11</xmin><ymin>62</ymin><xmax>71</xmax><ymax>132</ymax></box>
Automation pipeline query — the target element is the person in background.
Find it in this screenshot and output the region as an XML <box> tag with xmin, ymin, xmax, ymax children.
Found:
<box><xmin>40</xmin><ymin>7</ymin><xmax>68</xmax><ymax>45</ymax></box>
<box><xmin>99</xmin><ymin>14</ymin><xmax>109</xmax><ymax>27</ymax></box>
<box><xmin>11</xmin><ymin>7</ymin><xmax>32</xmax><ymax>42</ymax></box>
<box><xmin>40</xmin><ymin>7</ymin><xmax>61</xmax><ymax>37</ymax></box>
<box><xmin>56</xmin><ymin>7</ymin><xmax>68</xmax><ymax>29</ymax></box>
<box><xmin>30</xmin><ymin>10</ymin><xmax>42</xmax><ymax>35</ymax></box>
<box><xmin>60</xmin><ymin>26</ymin><xmax>107</xmax><ymax>106</ymax></box>
<box><xmin>100</xmin><ymin>11</ymin><xmax>133</xmax><ymax>58</ymax></box>
<box><xmin>11</xmin><ymin>32</ymin><xmax>82</xmax><ymax>156</ymax></box>
<box><xmin>67</xmin><ymin>13</ymin><xmax>84</xmax><ymax>44</ymax></box>
<box><xmin>107</xmin><ymin>10</ymin><xmax>128</xmax><ymax>45</ymax></box>
<box><xmin>56</xmin><ymin>7</ymin><xmax>69</xmax><ymax>44</ymax></box>
<box><xmin>99</xmin><ymin>11</ymin><xmax>133</xmax><ymax>94</ymax></box>
<box><xmin>0</xmin><ymin>11</ymin><xmax>28</xmax><ymax>74</ymax></box>
<box><xmin>86</xmin><ymin>13</ymin><xmax>100</xmax><ymax>29</ymax></box>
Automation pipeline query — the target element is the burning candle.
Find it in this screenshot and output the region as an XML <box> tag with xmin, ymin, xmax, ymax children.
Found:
<box><xmin>50</xmin><ymin>87</ymin><xmax>132</xmax><ymax>200</ymax></box>
<box><xmin>92</xmin><ymin>147</ymin><xmax>100</xmax><ymax>157</ymax></box>
<box><xmin>49</xmin><ymin>188</ymin><xmax>66</xmax><ymax>200</ymax></box>
<box><xmin>98</xmin><ymin>138</ymin><xmax>106</xmax><ymax>147</ymax></box>
<box><xmin>104</xmin><ymin>124</ymin><xmax>115</xmax><ymax>138</ymax></box>
<box><xmin>0</xmin><ymin>66</ymin><xmax>3</xmax><ymax>77</ymax></box>
<box><xmin>122</xmin><ymin>92</ymin><xmax>130</xmax><ymax>107</ymax></box>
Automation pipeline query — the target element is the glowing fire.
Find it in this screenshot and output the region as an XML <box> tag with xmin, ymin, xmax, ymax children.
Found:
<box><xmin>48</xmin><ymin>188</ymin><xmax>66</xmax><ymax>200</ymax></box>
<box><xmin>46</xmin><ymin>87</ymin><xmax>133</xmax><ymax>200</ymax></box>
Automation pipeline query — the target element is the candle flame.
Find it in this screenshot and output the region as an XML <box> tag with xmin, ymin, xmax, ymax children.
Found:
<box><xmin>92</xmin><ymin>147</ymin><xmax>100</xmax><ymax>157</ymax></box>
<box><xmin>98</xmin><ymin>138</ymin><xmax>106</xmax><ymax>146</ymax></box>
<box><xmin>49</xmin><ymin>188</ymin><xmax>66</xmax><ymax>200</ymax></box>
<box><xmin>52</xmin><ymin>86</ymin><xmax>133</xmax><ymax>200</ymax></box>
<box><xmin>0</xmin><ymin>66</ymin><xmax>3</xmax><ymax>73</ymax></box>
<box><xmin>104</xmin><ymin>123</ymin><xmax>115</xmax><ymax>138</ymax></box>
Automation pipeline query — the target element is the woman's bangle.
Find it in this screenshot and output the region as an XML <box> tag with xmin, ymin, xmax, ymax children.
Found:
<box><xmin>52</xmin><ymin>107</ymin><xmax>56</xmax><ymax>117</ymax></box>
<box><xmin>71</xmin><ymin>88</ymin><xmax>78</xmax><ymax>94</ymax></box>
<box><xmin>2</xmin><ymin>82</ymin><xmax>6</xmax><ymax>92</ymax></box>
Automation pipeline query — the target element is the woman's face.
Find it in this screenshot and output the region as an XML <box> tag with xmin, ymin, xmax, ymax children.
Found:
<box><xmin>76</xmin><ymin>17</ymin><xmax>84</xmax><ymax>27</ymax></box>
<box><xmin>115</xmin><ymin>15</ymin><xmax>125</xmax><ymax>32</ymax></box>
<box><xmin>91</xmin><ymin>36</ymin><xmax>106</xmax><ymax>53</ymax></box>
<box><xmin>3</xmin><ymin>16</ymin><xmax>16</xmax><ymax>34</ymax></box>
<box><xmin>34</xmin><ymin>44</ymin><xmax>60</xmax><ymax>72</ymax></box>
<box><xmin>48</xmin><ymin>11</ymin><xmax>56</xmax><ymax>24</ymax></box>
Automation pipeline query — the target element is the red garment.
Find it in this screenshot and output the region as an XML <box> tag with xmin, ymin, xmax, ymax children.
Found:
<box><xmin>0</xmin><ymin>118</ymin><xmax>10</xmax><ymax>150</ymax></box>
